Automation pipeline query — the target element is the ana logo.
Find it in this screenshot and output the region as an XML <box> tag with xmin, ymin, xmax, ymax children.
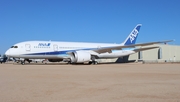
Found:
<box><xmin>38</xmin><ymin>43</ymin><xmax>51</xmax><ymax>46</ymax></box>
<box><xmin>129</xmin><ymin>29</ymin><xmax>138</xmax><ymax>43</ymax></box>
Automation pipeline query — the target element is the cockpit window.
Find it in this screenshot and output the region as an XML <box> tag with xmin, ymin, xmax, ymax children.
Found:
<box><xmin>10</xmin><ymin>46</ymin><xmax>18</xmax><ymax>48</ymax></box>
<box><xmin>14</xmin><ymin>46</ymin><xmax>18</xmax><ymax>48</ymax></box>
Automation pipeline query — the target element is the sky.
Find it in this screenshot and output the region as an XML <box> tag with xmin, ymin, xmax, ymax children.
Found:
<box><xmin>0</xmin><ymin>0</ymin><xmax>180</xmax><ymax>54</ymax></box>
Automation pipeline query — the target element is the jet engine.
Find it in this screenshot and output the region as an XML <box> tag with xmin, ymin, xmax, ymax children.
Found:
<box><xmin>68</xmin><ymin>51</ymin><xmax>91</xmax><ymax>63</ymax></box>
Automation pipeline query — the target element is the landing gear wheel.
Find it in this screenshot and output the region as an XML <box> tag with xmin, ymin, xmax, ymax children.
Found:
<box><xmin>21</xmin><ymin>61</ymin><xmax>25</xmax><ymax>65</ymax></box>
<box><xmin>67</xmin><ymin>59</ymin><xmax>72</xmax><ymax>64</ymax></box>
<box><xmin>67</xmin><ymin>61</ymin><xmax>72</xmax><ymax>64</ymax></box>
<box><xmin>88</xmin><ymin>61</ymin><xmax>93</xmax><ymax>65</ymax></box>
<box><xmin>92</xmin><ymin>61</ymin><xmax>98</xmax><ymax>65</ymax></box>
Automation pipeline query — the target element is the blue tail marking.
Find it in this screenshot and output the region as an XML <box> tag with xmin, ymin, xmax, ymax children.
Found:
<box><xmin>124</xmin><ymin>24</ymin><xmax>142</xmax><ymax>45</ymax></box>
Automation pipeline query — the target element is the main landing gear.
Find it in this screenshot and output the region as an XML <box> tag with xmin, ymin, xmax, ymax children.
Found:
<box><xmin>21</xmin><ymin>60</ymin><xmax>25</xmax><ymax>65</ymax></box>
<box><xmin>20</xmin><ymin>59</ymin><xmax>31</xmax><ymax>65</ymax></box>
<box><xmin>88</xmin><ymin>61</ymin><xmax>98</xmax><ymax>65</ymax></box>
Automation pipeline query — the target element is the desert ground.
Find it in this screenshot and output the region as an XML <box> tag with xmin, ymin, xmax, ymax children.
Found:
<box><xmin>0</xmin><ymin>63</ymin><xmax>180</xmax><ymax>102</ymax></box>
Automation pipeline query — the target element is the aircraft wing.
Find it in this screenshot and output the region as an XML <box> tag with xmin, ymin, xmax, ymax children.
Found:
<box><xmin>129</xmin><ymin>40</ymin><xmax>173</xmax><ymax>46</ymax></box>
<box><xmin>133</xmin><ymin>46</ymin><xmax>159</xmax><ymax>52</ymax></box>
<box><xmin>93</xmin><ymin>40</ymin><xmax>173</xmax><ymax>53</ymax></box>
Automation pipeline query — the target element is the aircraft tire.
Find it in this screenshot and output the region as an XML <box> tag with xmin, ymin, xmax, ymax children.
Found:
<box><xmin>88</xmin><ymin>61</ymin><xmax>93</xmax><ymax>65</ymax></box>
<box><xmin>92</xmin><ymin>61</ymin><xmax>98</xmax><ymax>65</ymax></box>
<box><xmin>21</xmin><ymin>61</ymin><xmax>25</xmax><ymax>65</ymax></box>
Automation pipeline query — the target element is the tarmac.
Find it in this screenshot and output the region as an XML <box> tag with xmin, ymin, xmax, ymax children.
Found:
<box><xmin>0</xmin><ymin>63</ymin><xmax>180</xmax><ymax>102</ymax></box>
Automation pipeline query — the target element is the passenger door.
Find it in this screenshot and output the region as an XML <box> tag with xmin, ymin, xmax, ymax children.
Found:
<box><xmin>53</xmin><ymin>44</ymin><xmax>58</xmax><ymax>51</ymax></box>
<box><xmin>25</xmin><ymin>44</ymin><xmax>31</xmax><ymax>51</ymax></box>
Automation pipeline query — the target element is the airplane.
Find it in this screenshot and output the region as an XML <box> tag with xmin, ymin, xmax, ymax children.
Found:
<box><xmin>5</xmin><ymin>24</ymin><xmax>172</xmax><ymax>65</ymax></box>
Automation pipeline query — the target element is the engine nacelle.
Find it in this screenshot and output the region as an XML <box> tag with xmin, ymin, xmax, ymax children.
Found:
<box><xmin>69</xmin><ymin>51</ymin><xmax>91</xmax><ymax>63</ymax></box>
<box><xmin>48</xmin><ymin>59</ymin><xmax>63</xmax><ymax>62</ymax></box>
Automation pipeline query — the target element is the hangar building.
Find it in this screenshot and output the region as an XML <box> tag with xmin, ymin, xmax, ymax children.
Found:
<box><xmin>100</xmin><ymin>44</ymin><xmax>180</xmax><ymax>63</ymax></box>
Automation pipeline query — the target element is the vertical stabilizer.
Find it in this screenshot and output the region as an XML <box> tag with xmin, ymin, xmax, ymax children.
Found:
<box><xmin>123</xmin><ymin>24</ymin><xmax>142</xmax><ymax>45</ymax></box>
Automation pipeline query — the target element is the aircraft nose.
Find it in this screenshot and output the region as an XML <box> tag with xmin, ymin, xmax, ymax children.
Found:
<box><xmin>5</xmin><ymin>49</ymin><xmax>10</xmax><ymax>56</ymax></box>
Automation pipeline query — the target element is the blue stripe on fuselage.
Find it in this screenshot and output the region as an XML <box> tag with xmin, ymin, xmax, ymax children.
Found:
<box><xmin>23</xmin><ymin>48</ymin><xmax>94</xmax><ymax>56</ymax></box>
<box><xmin>24</xmin><ymin>50</ymin><xmax>74</xmax><ymax>55</ymax></box>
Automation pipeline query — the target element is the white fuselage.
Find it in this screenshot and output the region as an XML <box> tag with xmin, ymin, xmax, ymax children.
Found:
<box><xmin>5</xmin><ymin>41</ymin><xmax>135</xmax><ymax>59</ymax></box>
